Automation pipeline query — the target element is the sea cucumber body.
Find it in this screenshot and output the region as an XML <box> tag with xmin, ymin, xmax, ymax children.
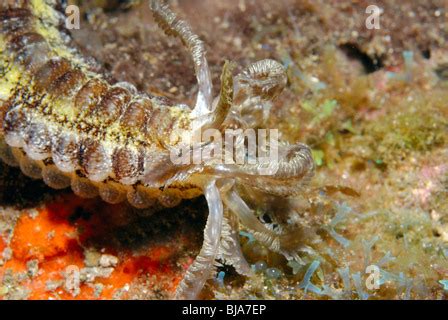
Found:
<box><xmin>0</xmin><ymin>0</ymin><xmax>202</xmax><ymax>208</ymax></box>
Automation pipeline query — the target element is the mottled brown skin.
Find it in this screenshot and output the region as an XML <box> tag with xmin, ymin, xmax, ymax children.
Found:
<box><xmin>0</xmin><ymin>1</ymin><xmax>203</xmax><ymax>209</ymax></box>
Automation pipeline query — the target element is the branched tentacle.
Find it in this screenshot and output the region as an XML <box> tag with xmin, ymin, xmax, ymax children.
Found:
<box><xmin>212</xmin><ymin>142</ymin><xmax>315</xmax><ymax>196</ymax></box>
<box><xmin>223</xmin><ymin>188</ymin><xmax>281</xmax><ymax>251</ymax></box>
<box><xmin>175</xmin><ymin>180</ymin><xmax>223</xmax><ymax>300</ymax></box>
<box><xmin>217</xmin><ymin>208</ymin><xmax>253</xmax><ymax>276</ymax></box>
<box><xmin>232</xmin><ymin>59</ymin><xmax>287</xmax><ymax>128</ymax></box>
<box><xmin>223</xmin><ymin>188</ymin><xmax>309</xmax><ymax>262</ymax></box>
<box><xmin>149</xmin><ymin>0</ymin><xmax>213</xmax><ymax>115</ymax></box>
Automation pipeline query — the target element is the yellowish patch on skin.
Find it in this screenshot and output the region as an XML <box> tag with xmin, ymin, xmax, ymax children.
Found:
<box><xmin>0</xmin><ymin>72</ymin><xmax>19</xmax><ymax>100</ymax></box>
<box><xmin>30</xmin><ymin>0</ymin><xmax>59</xmax><ymax>23</ymax></box>
<box><xmin>0</xmin><ymin>38</ymin><xmax>23</xmax><ymax>101</ymax></box>
<box><xmin>30</xmin><ymin>0</ymin><xmax>94</xmax><ymax>74</ymax></box>
<box><xmin>50</xmin><ymin>97</ymin><xmax>79</xmax><ymax>121</ymax></box>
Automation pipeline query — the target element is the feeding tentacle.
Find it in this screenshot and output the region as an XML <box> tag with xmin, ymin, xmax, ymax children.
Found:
<box><xmin>175</xmin><ymin>179</ymin><xmax>223</xmax><ymax>300</ymax></box>
<box><xmin>217</xmin><ymin>206</ymin><xmax>253</xmax><ymax>276</ymax></box>
<box><xmin>223</xmin><ymin>187</ymin><xmax>311</xmax><ymax>262</ymax></box>
<box><xmin>230</xmin><ymin>59</ymin><xmax>288</xmax><ymax>128</ymax></box>
<box><xmin>149</xmin><ymin>0</ymin><xmax>213</xmax><ymax>115</ymax></box>
<box><xmin>211</xmin><ymin>142</ymin><xmax>315</xmax><ymax>196</ymax></box>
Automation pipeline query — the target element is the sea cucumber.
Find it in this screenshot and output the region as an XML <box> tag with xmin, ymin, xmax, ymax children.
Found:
<box><xmin>0</xmin><ymin>0</ymin><xmax>315</xmax><ymax>299</ymax></box>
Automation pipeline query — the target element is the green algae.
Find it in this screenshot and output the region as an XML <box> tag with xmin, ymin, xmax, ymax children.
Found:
<box><xmin>366</xmin><ymin>108</ymin><xmax>447</xmax><ymax>164</ymax></box>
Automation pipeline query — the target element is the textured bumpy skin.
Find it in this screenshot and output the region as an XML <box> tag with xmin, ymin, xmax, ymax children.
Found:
<box><xmin>0</xmin><ymin>0</ymin><xmax>202</xmax><ymax>208</ymax></box>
